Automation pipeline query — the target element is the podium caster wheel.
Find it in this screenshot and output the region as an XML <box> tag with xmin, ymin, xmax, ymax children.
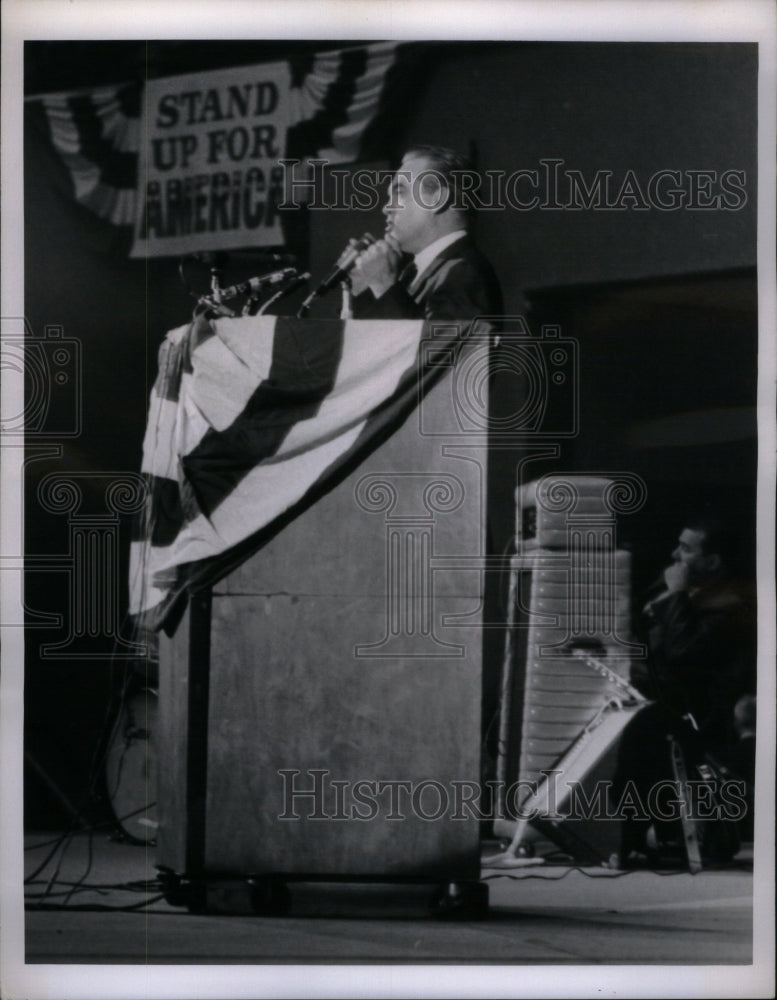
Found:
<box><xmin>249</xmin><ymin>877</ymin><xmax>291</xmax><ymax>916</ymax></box>
<box><xmin>186</xmin><ymin>883</ymin><xmax>208</xmax><ymax>914</ymax></box>
<box><xmin>429</xmin><ymin>881</ymin><xmax>489</xmax><ymax>920</ymax></box>
<box><xmin>157</xmin><ymin>869</ymin><xmax>206</xmax><ymax>912</ymax></box>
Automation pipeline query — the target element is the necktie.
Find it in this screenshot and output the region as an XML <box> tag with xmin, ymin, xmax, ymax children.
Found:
<box><xmin>399</xmin><ymin>261</ymin><xmax>418</xmax><ymax>290</ymax></box>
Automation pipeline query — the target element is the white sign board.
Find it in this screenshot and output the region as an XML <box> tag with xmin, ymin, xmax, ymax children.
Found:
<box><xmin>131</xmin><ymin>62</ymin><xmax>290</xmax><ymax>256</ymax></box>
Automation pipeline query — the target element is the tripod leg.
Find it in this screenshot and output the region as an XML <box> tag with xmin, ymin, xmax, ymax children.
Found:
<box><xmin>668</xmin><ymin>736</ymin><xmax>703</xmax><ymax>874</ymax></box>
<box><xmin>24</xmin><ymin>749</ymin><xmax>91</xmax><ymax>828</ymax></box>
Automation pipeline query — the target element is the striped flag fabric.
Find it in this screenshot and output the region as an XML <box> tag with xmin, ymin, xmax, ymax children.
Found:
<box><xmin>129</xmin><ymin>314</ymin><xmax>470</xmax><ymax>627</ymax></box>
<box><xmin>35</xmin><ymin>82</ymin><xmax>140</xmax><ymax>227</ymax></box>
<box><xmin>28</xmin><ymin>42</ymin><xmax>402</xmax><ymax>237</ymax></box>
<box><xmin>285</xmin><ymin>41</ymin><xmax>400</xmax><ymax>163</ymax></box>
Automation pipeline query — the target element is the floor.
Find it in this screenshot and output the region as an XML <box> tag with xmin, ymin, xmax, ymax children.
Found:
<box><xmin>11</xmin><ymin>828</ymin><xmax>770</xmax><ymax>999</ymax></box>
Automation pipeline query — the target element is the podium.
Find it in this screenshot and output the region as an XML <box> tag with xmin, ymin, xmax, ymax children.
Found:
<box><xmin>155</xmin><ymin>343</ymin><xmax>489</xmax><ymax>914</ymax></box>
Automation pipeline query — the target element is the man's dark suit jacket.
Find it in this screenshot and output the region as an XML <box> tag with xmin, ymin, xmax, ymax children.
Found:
<box><xmin>640</xmin><ymin>577</ymin><xmax>756</xmax><ymax>746</ymax></box>
<box><xmin>351</xmin><ymin>234</ymin><xmax>503</xmax><ymax>321</ymax></box>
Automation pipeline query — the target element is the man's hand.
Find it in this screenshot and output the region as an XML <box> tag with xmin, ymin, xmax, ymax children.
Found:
<box><xmin>350</xmin><ymin>235</ymin><xmax>402</xmax><ymax>299</ymax></box>
<box><xmin>663</xmin><ymin>560</ymin><xmax>691</xmax><ymax>593</ymax></box>
<box><xmin>339</xmin><ymin>236</ymin><xmax>373</xmax><ymax>297</ymax></box>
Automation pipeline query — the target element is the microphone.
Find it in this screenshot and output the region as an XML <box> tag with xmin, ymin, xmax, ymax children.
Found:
<box><xmin>218</xmin><ymin>268</ymin><xmax>298</xmax><ymax>301</ymax></box>
<box><xmin>314</xmin><ymin>233</ymin><xmax>375</xmax><ymax>297</ymax></box>
<box><xmin>256</xmin><ymin>272</ymin><xmax>311</xmax><ymax>315</ymax></box>
<box><xmin>642</xmin><ymin>575</ymin><xmax>672</xmax><ymax>617</ymax></box>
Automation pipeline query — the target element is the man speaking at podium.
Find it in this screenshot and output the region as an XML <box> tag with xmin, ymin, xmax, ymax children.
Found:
<box><xmin>348</xmin><ymin>145</ymin><xmax>503</xmax><ymax>321</ymax></box>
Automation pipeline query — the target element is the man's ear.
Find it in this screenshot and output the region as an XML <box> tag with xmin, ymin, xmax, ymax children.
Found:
<box><xmin>704</xmin><ymin>552</ymin><xmax>722</xmax><ymax>574</ymax></box>
<box><xmin>427</xmin><ymin>175</ymin><xmax>451</xmax><ymax>214</ymax></box>
<box><xmin>435</xmin><ymin>185</ymin><xmax>452</xmax><ymax>214</ymax></box>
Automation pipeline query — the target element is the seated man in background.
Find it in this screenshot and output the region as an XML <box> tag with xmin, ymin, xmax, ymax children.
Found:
<box><xmin>349</xmin><ymin>145</ymin><xmax>503</xmax><ymax>321</ymax></box>
<box><xmin>614</xmin><ymin>516</ymin><xmax>756</xmax><ymax>866</ymax></box>
<box><xmin>635</xmin><ymin>517</ymin><xmax>756</xmax><ymax>750</ymax></box>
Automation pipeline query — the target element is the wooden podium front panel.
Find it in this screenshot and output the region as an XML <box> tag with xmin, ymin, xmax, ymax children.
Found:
<box><xmin>157</xmin><ymin>353</ymin><xmax>487</xmax><ymax>880</ymax></box>
<box><xmin>206</xmin><ymin>595</ymin><xmax>481</xmax><ymax>876</ymax></box>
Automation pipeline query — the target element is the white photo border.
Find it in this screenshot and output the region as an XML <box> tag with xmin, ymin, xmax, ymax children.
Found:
<box><xmin>2</xmin><ymin>2</ymin><xmax>775</xmax><ymax>998</ymax></box>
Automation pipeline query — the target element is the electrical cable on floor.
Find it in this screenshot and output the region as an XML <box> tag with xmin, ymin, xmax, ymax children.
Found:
<box><xmin>26</xmin><ymin>878</ymin><xmax>160</xmax><ymax>892</ymax></box>
<box><xmin>24</xmin><ymin>867</ymin><xmax>165</xmax><ymax>909</ymax></box>
<box><xmin>24</xmin><ymin>797</ymin><xmax>157</xmax><ymax>908</ymax></box>
<box><xmin>61</xmin><ymin>824</ymin><xmax>96</xmax><ymax>906</ymax></box>
<box><xmin>24</xmin><ymin>827</ymin><xmax>79</xmax><ymax>886</ymax></box>
<box><xmin>25</xmin><ymin>893</ymin><xmax>168</xmax><ymax>913</ymax></box>
<box><xmin>25</xmin><ymin>801</ymin><xmax>158</xmax><ymax>852</ymax></box>
<box><xmin>24</xmin><ymin>886</ymin><xmax>111</xmax><ymax>900</ymax></box>
<box><xmin>26</xmin><ymin>651</ymin><xmax>157</xmax><ymax>910</ymax></box>
<box><xmin>25</xmin><ymin>648</ymin><xmax>124</xmax><ymax>883</ymax></box>
<box><xmin>25</xmin><ymin>827</ymin><xmax>105</xmax><ymax>852</ymax></box>
<box><xmin>52</xmin><ymin>705</ymin><xmax>136</xmax><ymax>906</ymax></box>
<box><xmin>481</xmin><ymin>862</ymin><xmax>740</xmax><ymax>880</ymax></box>
<box><xmin>482</xmin><ymin>868</ymin><xmax>630</xmax><ymax>881</ymax></box>
<box><xmin>25</xmin><ymin>880</ymin><xmax>163</xmax><ymax>900</ymax></box>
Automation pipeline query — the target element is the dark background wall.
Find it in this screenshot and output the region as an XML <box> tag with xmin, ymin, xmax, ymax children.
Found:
<box><xmin>22</xmin><ymin>40</ymin><xmax>758</xmax><ymax>827</ymax></box>
<box><xmin>409</xmin><ymin>42</ymin><xmax>756</xmax><ymax>290</ymax></box>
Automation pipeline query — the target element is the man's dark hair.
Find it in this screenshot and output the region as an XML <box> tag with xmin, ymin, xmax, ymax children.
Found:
<box><xmin>403</xmin><ymin>145</ymin><xmax>479</xmax><ymax>214</ymax></box>
<box><xmin>685</xmin><ymin>516</ymin><xmax>739</xmax><ymax>570</ymax></box>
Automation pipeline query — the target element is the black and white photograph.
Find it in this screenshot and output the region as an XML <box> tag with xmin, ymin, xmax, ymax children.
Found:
<box><xmin>1</xmin><ymin>1</ymin><xmax>775</xmax><ymax>997</ymax></box>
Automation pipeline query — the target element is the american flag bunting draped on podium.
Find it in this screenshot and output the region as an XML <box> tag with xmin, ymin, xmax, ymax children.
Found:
<box><xmin>129</xmin><ymin>315</ymin><xmax>471</xmax><ymax>628</ymax></box>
